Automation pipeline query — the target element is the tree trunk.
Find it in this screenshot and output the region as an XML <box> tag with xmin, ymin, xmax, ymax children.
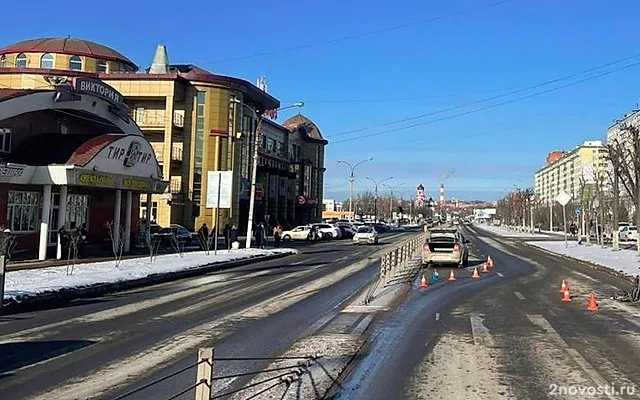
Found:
<box><xmin>612</xmin><ymin>169</ymin><xmax>620</xmax><ymax>251</ymax></box>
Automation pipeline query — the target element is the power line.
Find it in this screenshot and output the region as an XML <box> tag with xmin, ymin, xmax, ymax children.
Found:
<box><xmin>203</xmin><ymin>0</ymin><xmax>515</xmax><ymax>65</ymax></box>
<box><xmin>327</xmin><ymin>51</ymin><xmax>640</xmax><ymax>138</ymax></box>
<box><xmin>330</xmin><ymin>59</ymin><xmax>640</xmax><ymax>145</ymax></box>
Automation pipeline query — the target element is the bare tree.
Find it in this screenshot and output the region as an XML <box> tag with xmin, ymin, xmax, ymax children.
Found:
<box><xmin>611</xmin><ymin>124</ymin><xmax>640</xmax><ymax>255</ymax></box>
<box><xmin>65</xmin><ymin>229</ymin><xmax>80</xmax><ymax>276</ymax></box>
<box><xmin>196</xmin><ymin>229</ymin><xmax>213</xmax><ymax>255</ymax></box>
<box><xmin>105</xmin><ymin>221</ymin><xmax>125</xmax><ymax>268</ymax></box>
<box><xmin>169</xmin><ymin>231</ymin><xmax>185</xmax><ymax>258</ymax></box>
<box><xmin>144</xmin><ymin>229</ymin><xmax>161</xmax><ymax>262</ymax></box>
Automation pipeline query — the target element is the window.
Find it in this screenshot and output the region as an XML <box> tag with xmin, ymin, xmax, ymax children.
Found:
<box><xmin>66</xmin><ymin>194</ymin><xmax>89</xmax><ymax>228</ymax></box>
<box><xmin>192</xmin><ymin>91</ymin><xmax>206</xmax><ymax>212</ymax></box>
<box><xmin>16</xmin><ymin>53</ymin><xmax>27</xmax><ymax>68</ymax></box>
<box><xmin>40</xmin><ymin>53</ymin><xmax>54</xmax><ymax>69</ymax></box>
<box><xmin>0</xmin><ymin>55</ymin><xmax>6</xmax><ymax>68</ymax></box>
<box><xmin>0</xmin><ymin>128</ymin><xmax>11</xmax><ymax>152</ymax></box>
<box><xmin>7</xmin><ymin>191</ymin><xmax>40</xmax><ymax>232</ymax></box>
<box><xmin>118</xmin><ymin>62</ymin><xmax>126</xmax><ymax>72</ymax></box>
<box><xmin>69</xmin><ymin>56</ymin><xmax>83</xmax><ymax>71</ymax></box>
<box><xmin>96</xmin><ymin>60</ymin><xmax>108</xmax><ymax>73</ymax></box>
<box><xmin>267</xmin><ymin>138</ymin><xmax>276</xmax><ymax>152</ymax></box>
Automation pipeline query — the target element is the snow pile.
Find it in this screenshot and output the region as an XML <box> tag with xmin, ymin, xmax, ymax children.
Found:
<box><xmin>474</xmin><ymin>224</ymin><xmax>551</xmax><ymax>238</ymax></box>
<box><xmin>4</xmin><ymin>248</ymin><xmax>297</xmax><ymax>302</ymax></box>
<box><xmin>527</xmin><ymin>241</ymin><xmax>640</xmax><ymax>277</ymax></box>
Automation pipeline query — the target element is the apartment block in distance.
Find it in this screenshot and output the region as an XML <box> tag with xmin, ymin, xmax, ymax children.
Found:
<box><xmin>534</xmin><ymin>140</ymin><xmax>608</xmax><ymax>204</ymax></box>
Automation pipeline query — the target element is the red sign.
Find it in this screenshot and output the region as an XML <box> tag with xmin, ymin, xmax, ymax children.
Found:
<box><xmin>297</xmin><ymin>195</ymin><xmax>306</xmax><ymax>205</ymax></box>
<box><xmin>296</xmin><ymin>196</ymin><xmax>318</xmax><ymax>205</ymax></box>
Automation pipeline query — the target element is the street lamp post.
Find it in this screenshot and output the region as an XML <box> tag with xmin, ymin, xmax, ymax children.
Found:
<box><xmin>366</xmin><ymin>176</ymin><xmax>393</xmax><ymax>223</ymax></box>
<box><xmin>382</xmin><ymin>182</ymin><xmax>405</xmax><ymax>221</ymax></box>
<box><xmin>337</xmin><ymin>158</ymin><xmax>373</xmax><ymax>221</ymax></box>
<box><xmin>231</xmin><ymin>99</ymin><xmax>304</xmax><ymax>249</ymax></box>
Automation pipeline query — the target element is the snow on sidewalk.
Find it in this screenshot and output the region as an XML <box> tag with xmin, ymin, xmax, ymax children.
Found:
<box><xmin>527</xmin><ymin>241</ymin><xmax>640</xmax><ymax>277</ymax></box>
<box><xmin>4</xmin><ymin>248</ymin><xmax>297</xmax><ymax>302</ymax></box>
<box><xmin>474</xmin><ymin>224</ymin><xmax>551</xmax><ymax>238</ymax></box>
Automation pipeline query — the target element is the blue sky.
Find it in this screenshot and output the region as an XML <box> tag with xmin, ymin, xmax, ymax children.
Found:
<box><xmin>4</xmin><ymin>0</ymin><xmax>640</xmax><ymax>201</ymax></box>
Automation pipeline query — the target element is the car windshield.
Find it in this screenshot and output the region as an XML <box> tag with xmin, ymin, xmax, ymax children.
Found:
<box><xmin>357</xmin><ymin>227</ymin><xmax>373</xmax><ymax>233</ymax></box>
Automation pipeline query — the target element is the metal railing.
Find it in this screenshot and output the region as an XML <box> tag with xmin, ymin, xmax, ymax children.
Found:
<box><xmin>108</xmin><ymin>348</ymin><xmax>321</xmax><ymax>400</ymax></box>
<box><xmin>363</xmin><ymin>232</ymin><xmax>428</xmax><ymax>304</ymax></box>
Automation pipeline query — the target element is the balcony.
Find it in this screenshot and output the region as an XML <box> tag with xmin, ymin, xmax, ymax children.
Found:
<box><xmin>152</xmin><ymin>143</ymin><xmax>184</xmax><ymax>165</ymax></box>
<box><xmin>132</xmin><ymin>110</ymin><xmax>185</xmax><ymax>132</ymax></box>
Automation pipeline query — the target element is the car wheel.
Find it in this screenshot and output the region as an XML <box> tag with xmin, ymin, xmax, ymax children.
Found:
<box><xmin>374</xmin><ymin>238</ymin><xmax>379</xmax><ymax>244</ymax></box>
<box><xmin>283</xmin><ymin>235</ymin><xmax>291</xmax><ymax>241</ymax></box>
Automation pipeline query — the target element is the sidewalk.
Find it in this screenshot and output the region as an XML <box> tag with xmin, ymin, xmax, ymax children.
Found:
<box><xmin>526</xmin><ymin>240</ymin><xmax>640</xmax><ymax>279</ymax></box>
<box><xmin>473</xmin><ymin>224</ymin><xmax>553</xmax><ymax>238</ymax></box>
<box><xmin>2</xmin><ymin>248</ymin><xmax>297</xmax><ymax>310</ymax></box>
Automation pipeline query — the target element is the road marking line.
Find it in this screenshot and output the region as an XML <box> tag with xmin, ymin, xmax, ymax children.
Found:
<box><xmin>435</xmin><ymin>313</ymin><xmax>440</xmax><ymax>322</ymax></box>
<box><xmin>335</xmin><ymin>255</ymin><xmax>349</xmax><ymax>262</ymax></box>
<box><xmin>526</xmin><ymin>314</ymin><xmax>616</xmax><ymax>400</ymax></box>
<box><xmin>514</xmin><ymin>291</ymin><xmax>525</xmax><ymax>300</ymax></box>
<box><xmin>291</xmin><ymin>257</ymin><xmax>317</xmax><ymax>266</ymax></box>
<box><xmin>572</xmin><ymin>270</ymin><xmax>598</xmax><ymax>282</ymax></box>
<box><xmin>342</xmin><ymin>305</ymin><xmax>389</xmax><ymax>313</ymax></box>
<box><xmin>496</xmin><ymin>272</ymin><xmax>504</xmax><ymax>277</ymax></box>
<box><xmin>626</xmin><ymin>318</ymin><xmax>640</xmax><ymax>330</ymax></box>
<box><xmin>469</xmin><ymin>314</ymin><xmax>493</xmax><ymax>346</ymax></box>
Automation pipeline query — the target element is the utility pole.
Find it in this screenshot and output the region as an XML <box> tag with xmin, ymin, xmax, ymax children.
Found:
<box><xmin>383</xmin><ymin>182</ymin><xmax>405</xmax><ymax>222</ymax></box>
<box><xmin>338</xmin><ymin>158</ymin><xmax>373</xmax><ymax>221</ymax></box>
<box><xmin>366</xmin><ymin>176</ymin><xmax>393</xmax><ymax>223</ymax></box>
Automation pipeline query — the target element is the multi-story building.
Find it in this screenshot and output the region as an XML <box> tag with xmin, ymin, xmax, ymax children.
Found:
<box><xmin>0</xmin><ymin>38</ymin><xmax>327</xmax><ymax>233</ymax></box>
<box><xmin>534</xmin><ymin>140</ymin><xmax>608</xmax><ymax>204</ymax></box>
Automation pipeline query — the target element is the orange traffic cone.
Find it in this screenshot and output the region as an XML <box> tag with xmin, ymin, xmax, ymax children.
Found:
<box><xmin>561</xmin><ymin>289</ymin><xmax>572</xmax><ymax>302</ymax></box>
<box><xmin>560</xmin><ymin>279</ymin><xmax>568</xmax><ymax>293</ymax></box>
<box><xmin>448</xmin><ymin>270</ymin><xmax>456</xmax><ymax>281</ymax></box>
<box><xmin>587</xmin><ymin>293</ymin><xmax>598</xmax><ymax>311</ymax></box>
<box><xmin>420</xmin><ymin>274</ymin><xmax>429</xmax><ymax>288</ymax></box>
<box><xmin>472</xmin><ymin>267</ymin><xmax>480</xmax><ymax>279</ymax></box>
<box><xmin>481</xmin><ymin>262</ymin><xmax>489</xmax><ymax>273</ymax></box>
<box><xmin>487</xmin><ymin>256</ymin><xmax>494</xmax><ymax>268</ymax></box>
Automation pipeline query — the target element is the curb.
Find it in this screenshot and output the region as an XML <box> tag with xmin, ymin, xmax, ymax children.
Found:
<box><xmin>523</xmin><ymin>242</ymin><xmax>635</xmax><ymax>284</ymax></box>
<box><xmin>1</xmin><ymin>251</ymin><xmax>295</xmax><ymax>314</ymax></box>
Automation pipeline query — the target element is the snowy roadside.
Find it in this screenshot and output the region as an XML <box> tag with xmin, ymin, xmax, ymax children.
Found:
<box><xmin>473</xmin><ymin>224</ymin><xmax>552</xmax><ymax>238</ymax></box>
<box><xmin>2</xmin><ymin>248</ymin><xmax>297</xmax><ymax>308</ymax></box>
<box><xmin>526</xmin><ymin>240</ymin><xmax>640</xmax><ymax>279</ymax></box>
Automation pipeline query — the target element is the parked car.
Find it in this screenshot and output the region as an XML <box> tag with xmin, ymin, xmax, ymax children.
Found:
<box><xmin>619</xmin><ymin>225</ymin><xmax>638</xmax><ymax>241</ymax></box>
<box><xmin>353</xmin><ymin>226</ymin><xmax>379</xmax><ymax>245</ymax></box>
<box><xmin>151</xmin><ymin>224</ymin><xmax>193</xmax><ymax>248</ymax></box>
<box><xmin>422</xmin><ymin>227</ymin><xmax>469</xmax><ymax>268</ymax></box>
<box><xmin>281</xmin><ymin>225</ymin><xmax>316</xmax><ymax>241</ymax></box>
<box><xmin>311</xmin><ymin>223</ymin><xmax>342</xmax><ymax>239</ymax></box>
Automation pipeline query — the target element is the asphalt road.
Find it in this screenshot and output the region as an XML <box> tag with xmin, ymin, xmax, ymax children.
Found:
<box><xmin>0</xmin><ymin>230</ymin><xmax>415</xmax><ymax>400</ymax></box>
<box><xmin>338</xmin><ymin>224</ymin><xmax>640</xmax><ymax>400</ymax></box>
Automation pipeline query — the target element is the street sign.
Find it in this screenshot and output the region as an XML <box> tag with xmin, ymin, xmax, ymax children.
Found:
<box><xmin>206</xmin><ymin>171</ymin><xmax>233</xmax><ymax>208</ymax></box>
<box><xmin>555</xmin><ymin>191</ymin><xmax>571</xmax><ymax>207</ymax></box>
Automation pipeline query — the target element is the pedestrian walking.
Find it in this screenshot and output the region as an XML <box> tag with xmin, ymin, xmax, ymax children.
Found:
<box><xmin>274</xmin><ymin>225</ymin><xmax>282</xmax><ymax>247</ymax></box>
<box><xmin>197</xmin><ymin>223</ymin><xmax>209</xmax><ymax>250</ymax></box>
<box><xmin>223</xmin><ymin>223</ymin><xmax>231</xmax><ymax>249</ymax></box>
<box><xmin>229</xmin><ymin>225</ymin><xmax>239</xmax><ymax>248</ymax></box>
<box><xmin>255</xmin><ymin>222</ymin><xmax>266</xmax><ymax>248</ymax></box>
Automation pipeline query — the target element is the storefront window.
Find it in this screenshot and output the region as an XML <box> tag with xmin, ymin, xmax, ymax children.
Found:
<box><xmin>7</xmin><ymin>191</ymin><xmax>40</xmax><ymax>232</ymax></box>
<box><xmin>66</xmin><ymin>194</ymin><xmax>89</xmax><ymax>228</ymax></box>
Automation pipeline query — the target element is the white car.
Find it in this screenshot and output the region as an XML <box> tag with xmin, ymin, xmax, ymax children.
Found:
<box><xmin>312</xmin><ymin>223</ymin><xmax>341</xmax><ymax>239</ymax></box>
<box><xmin>619</xmin><ymin>226</ymin><xmax>638</xmax><ymax>241</ymax></box>
<box><xmin>281</xmin><ymin>225</ymin><xmax>315</xmax><ymax>241</ymax></box>
<box><xmin>353</xmin><ymin>226</ymin><xmax>379</xmax><ymax>245</ymax></box>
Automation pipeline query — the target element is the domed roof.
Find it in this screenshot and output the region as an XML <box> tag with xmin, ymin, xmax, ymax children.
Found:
<box><xmin>0</xmin><ymin>37</ymin><xmax>138</xmax><ymax>70</ymax></box>
<box><xmin>283</xmin><ymin>114</ymin><xmax>327</xmax><ymax>143</ymax></box>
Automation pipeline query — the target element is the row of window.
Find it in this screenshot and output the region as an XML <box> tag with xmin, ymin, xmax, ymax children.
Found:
<box><xmin>0</xmin><ymin>53</ymin><xmax>123</xmax><ymax>73</ymax></box>
<box><xmin>6</xmin><ymin>191</ymin><xmax>90</xmax><ymax>233</ymax></box>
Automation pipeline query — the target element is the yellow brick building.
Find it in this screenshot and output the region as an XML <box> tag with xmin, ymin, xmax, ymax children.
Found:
<box><xmin>534</xmin><ymin>140</ymin><xmax>608</xmax><ymax>204</ymax></box>
<box><xmin>0</xmin><ymin>37</ymin><xmax>327</xmax><ymax>232</ymax></box>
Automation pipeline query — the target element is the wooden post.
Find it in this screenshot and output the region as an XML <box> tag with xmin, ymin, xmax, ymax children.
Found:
<box><xmin>195</xmin><ymin>348</ymin><xmax>214</xmax><ymax>400</ymax></box>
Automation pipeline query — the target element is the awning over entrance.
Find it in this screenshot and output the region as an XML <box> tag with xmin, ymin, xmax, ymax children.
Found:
<box><xmin>1</xmin><ymin>133</ymin><xmax>167</xmax><ymax>192</ymax></box>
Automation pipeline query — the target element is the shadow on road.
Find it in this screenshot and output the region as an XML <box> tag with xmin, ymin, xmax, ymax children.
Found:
<box><xmin>0</xmin><ymin>340</ymin><xmax>95</xmax><ymax>378</ymax></box>
<box><xmin>1</xmin><ymin>297</ymin><xmax>114</xmax><ymax>316</ymax></box>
